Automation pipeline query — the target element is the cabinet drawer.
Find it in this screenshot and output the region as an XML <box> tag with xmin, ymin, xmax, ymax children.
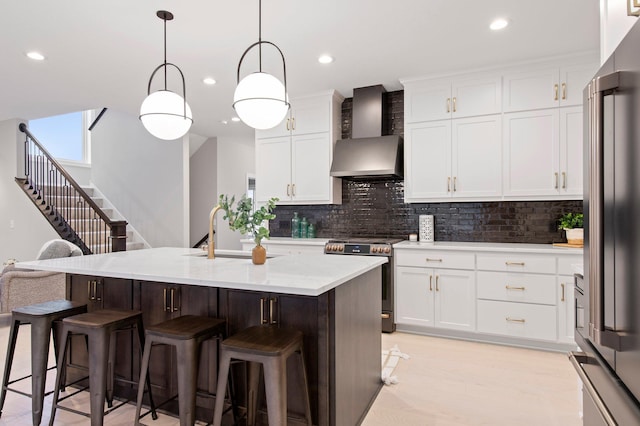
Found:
<box><xmin>395</xmin><ymin>250</ymin><xmax>475</xmax><ymax>270</ymax></box>
<box><xmin>476</xmin><ymin>253</ymin><xmax>556</xmax><ymax>274</ymax></box>
<box><xmin>477</xmin><ymin>271</ymin><xmax>556</xmax><ymax>305</ymax></box>
<box><xmin>477</xmin><ymin>299</ymin><xmax>557</xmax><ymax>341</ymax></box>
<box><xmin>558</xmin><ymin>255</ymin><xmax>582</xmax><ymax>276</ymax></box>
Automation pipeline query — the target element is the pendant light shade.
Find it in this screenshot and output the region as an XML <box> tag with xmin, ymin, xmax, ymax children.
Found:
<box><xmin>233</xmin><ymin>0</ymin><xmax>290</xmax><ymax>130</ymax></box>
<box><xmin>140</xmin><ymin>10</ymin><xmax>192</xmax><ymax>140</ymax></box>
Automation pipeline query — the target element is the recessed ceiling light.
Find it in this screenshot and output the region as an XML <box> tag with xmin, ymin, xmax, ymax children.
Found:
<box><xmin>318</xmin><ymin>55</ymin><xmax>334</xmax><ymax>64</ymax></box>
<box><xmin>231</xmin><ymin>117</ymin><xmax>241</xmax><ymax>122</ymax></box>
<box><xmin>26</xmin><ymin>51</ymin><xmax>45</xmax><ymax>61</ymax></box>
<box><xmin>490</xmin><ymin>18</ymin><xmax>509</xmax><ymax>31</ymax></box>
<box><xmin>203</xmin><ymin>77</ymin><xmax>217</xmax><ymax>85</ymax></box>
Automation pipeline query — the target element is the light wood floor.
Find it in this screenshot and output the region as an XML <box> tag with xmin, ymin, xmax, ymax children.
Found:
<box><xmin>0</xmin><ymin>322</ymin><xmax>581</xmax><ymax>425</ymax></box>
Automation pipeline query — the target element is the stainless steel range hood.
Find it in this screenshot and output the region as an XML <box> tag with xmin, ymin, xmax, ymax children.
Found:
<box><xmin>330</xmin><ymin>85</ymin><xmax>403</xmax><ymax>179</ymax></box>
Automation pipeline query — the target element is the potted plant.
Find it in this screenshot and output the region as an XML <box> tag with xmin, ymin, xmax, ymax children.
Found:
<box><xmin>558</xmin><ymin>212</ymin><xmax>584</xmax><ymax>246</ymax></box>
<box><xmin>218</xmin><ymin>194</ymin><xmax>278</xmax><ymax>265</ymax></box>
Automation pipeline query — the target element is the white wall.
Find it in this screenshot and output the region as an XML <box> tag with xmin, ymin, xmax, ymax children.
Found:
<box><xmin>215</xmin><ymin>136</ymin><xmax>255</xmax><ymax>250</ymax></box>
<box><xmin>90</xmin><ymin>109</ymin><xmax>189</xmax><ymax>248</ymax></box>
<box><xmin>0</xmin><ymin>119</ymin><xmax>58</xmax><ymax>262</ymax></box>
<box><xmin>600</xmin><ymin>0</ymin><xmax>639</xmax><ymax>63</ymax></box>
<box><xmin>58</xmin><ymin>161</ymin><xmax>91</xmax><ymax>186</ymax></box>
<box><xmin>189</xmin><ymin>137</ymin><xmax>218</xmax><ymax>246</ymax></box>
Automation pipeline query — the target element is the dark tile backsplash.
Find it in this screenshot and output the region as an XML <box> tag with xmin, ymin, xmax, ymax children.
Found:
<box><xmin>270</xmin><ymin>90</ymin><xmax>583</xmax><ymax>244</ymax></box>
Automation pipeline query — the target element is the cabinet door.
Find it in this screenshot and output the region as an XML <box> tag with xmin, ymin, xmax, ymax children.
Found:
<box><xmin>559</xmin><ymin>106</ymin><xmax>583</xmax><ymax>196</ymax></box>
<box><xmin>291</xmin><ymin>95</ymin><xmax>330</xmax><ymax>135</ymax></box>
<box><xmin>405</xmin><ymin>120</ymin><xmax>451</xmax><ymax>201</ymax></box>
<box><xmin>404</xmin><ymin>79</ymin><xmax>451</xmax><ymax>123</ymax></box>
<box><xmin>434</xmin><ymin>269</ymin><xmax>475</xmax><ymax>331</ymax></box>
<box><xmin>558</xmin><ymin>275</ymin><xmax>575</xmax><ymax>344</ymax></box>
<box><xmin>560</xmin><ymin>64</ymin><xmax>596</xmax><ymax>107</ymax></box>
<box><xmin>396</xmin><ymin>267</ymin><xmax>434</xmax><ymax>326</ymax></box>
<box><xmin>256</xmin><ymin>136</ymin><xmax>291</xmax><ymax>203</ymax></box>
<box><xmin>291</xmin><ymin>133</ymin><xmax>332</xmax><ymax>202</ymax></box>
<box><xmin>503</xmin><ymin>68</ymin><xmax>559</xmax><ymax>112</ymax></box>
<box><xmin>503</xmin><ymin>109</ymin><xmax>560</xmax><ymax>197</ymax></box>
<box><xmin>255</xmin><ymin>112</ymin><xmax>291</xmax><ymax>139</ymax></box>
<box><xmin>451</xmin><ymin>76</ymin><xmax>502</xmax><ymax>118</ymax></box>
<box><xmin>451</xmin><ymin>115</ymin><xmax>502</xmax><ymax>198</ymax></box>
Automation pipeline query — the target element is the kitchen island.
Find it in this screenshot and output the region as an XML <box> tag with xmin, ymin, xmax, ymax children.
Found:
<box><xmin>19</xmin><ymin>247</ymin><xmax>386</xmax><ymax>425</ymax></box>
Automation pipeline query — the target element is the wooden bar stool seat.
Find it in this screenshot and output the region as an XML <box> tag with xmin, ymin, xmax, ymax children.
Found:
<box><xmin>212</xmin><ymin>325</ymin><xmax>312</xmax><ymax>426</ymax></box>
<box><xmin>48</xmin><ymin>309</ymin><xmax>157</xmax><ymax>426</ymax></box>
<box><xmin>134</xmin><ymin>315</ymin><xmax>238</xmax><ymax>426</ymax></box>
<box><xmin>0</xmin><ymin>299</ymin><xmax>87</xmax><ymax>426</ymax></box>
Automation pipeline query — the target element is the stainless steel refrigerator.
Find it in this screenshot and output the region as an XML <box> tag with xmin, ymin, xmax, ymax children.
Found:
<box><xmin>571</xmin><ymin>17</ymin><xmax>640</xmax><ymax>426</ymax></box>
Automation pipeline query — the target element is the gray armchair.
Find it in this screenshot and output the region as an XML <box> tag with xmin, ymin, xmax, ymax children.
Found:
<box><xmin>0</xmin><ymin>239</ymin><xmax>83</xmax><ymax>313</ymax></box>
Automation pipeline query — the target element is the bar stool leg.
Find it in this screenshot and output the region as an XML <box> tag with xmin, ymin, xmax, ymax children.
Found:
<box><xmin>30</xmin><ymin>317</ymin><xmax>53</xmax><ymax>426</ymax></box>
<box><xmin>247</xmin><ymin>361</ymin><xmax>261</xmax><ymax>426</ymax></box>
<box><xmin>134</xmin><ymin>338</ymin><xmax>153</xmax><ymax>426</ymax></box>
<box><xmin>176</xmin><ymin>339</ymin><xmax>198</xmax><ymax>426</ymax></box>
<box><xmin>106</xmin><ymin>332</ymin><xmax>117</xmax><ymax>407</ymax></box>
<box><xmin>0</xmin><ymin>318</ymin><xmax>20</xmax><ymax>417</ymax></box>
<box><xmin>49</xmin><ymin>327</ymin><xmax>71</xmax><ymax>426</ymax></box>
<box><xmin>263</xmin><ymin>357</ymin><xmax>287</xmax><ymax>426</ymax></box>
<box><xmin>297</xmin><ymin>347</ymin><xmax>313</xmax><ymax>426</ymax></box>
<box><xmin>212</xmin><ymin>351</ymin><xmax>232</xmax><ymax>426</ymax></box>
<box><xmin>134</xmin><ymin>318</ymin><xmax>157</xmax><ymax>419</ymax></box>
<box><xmin>88</xmin><ymin>330</ymin><xmax>110</xmax><ymax>426</ymax></box>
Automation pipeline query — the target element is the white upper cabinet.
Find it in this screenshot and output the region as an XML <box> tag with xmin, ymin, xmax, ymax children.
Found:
<box><xmin>503</xmin><ymin>63</ymin><xmax>596</xmax><ymax>112</ymax></box>
<box><xmin>255</xmin><ymin>90</ymin><xmax>343</xmax><ymax>205</ymax></box>
<box><xmin>404</xmin><ymin>75</ymin><xmax>502</xmax><ymax>123</ymax></box>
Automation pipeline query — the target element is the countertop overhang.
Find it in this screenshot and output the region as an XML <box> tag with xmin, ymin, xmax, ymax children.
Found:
<box><xmin>17</xmin><ymin>247</ymin><xmax>387</xmax><ymax>296</ymax></box>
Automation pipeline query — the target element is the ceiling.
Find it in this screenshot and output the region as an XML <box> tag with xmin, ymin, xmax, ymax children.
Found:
<box><xmin>1</xmin><ymin>0</ymin><xmax>599</xmax><ymax>140</ymax></box>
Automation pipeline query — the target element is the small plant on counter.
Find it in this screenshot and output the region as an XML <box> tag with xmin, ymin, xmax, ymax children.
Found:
<box><xmin>218</xmin><ymin>194</ymin><xmax>279</xmax><ymax>246</ymax></box>
<box><xmin>558</xmin><ymin>212</ymin><xmax>584</xmax><ymax>230</ymax></box>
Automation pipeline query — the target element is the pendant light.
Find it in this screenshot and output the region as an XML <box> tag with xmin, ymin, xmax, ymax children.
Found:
<box><xmin>233</xmin><ymin>0</ymin><xmax>290</xmax><ymax>130</ymax></box>
<box><xmin>139</xmin><ymin>10</ymin><xmax>193</xmax><ymax>140</ymax></box>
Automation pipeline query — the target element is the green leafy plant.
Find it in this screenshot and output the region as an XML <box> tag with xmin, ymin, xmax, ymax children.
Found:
<box><xmin>218</xmin><ymin>194</ymin><xmax>279</xmax><ymax>246</ymax></box>
<box><xmin>558</xmin><ymin>212</ymin><xmax>584</xmax><ymax>230</ymax></box>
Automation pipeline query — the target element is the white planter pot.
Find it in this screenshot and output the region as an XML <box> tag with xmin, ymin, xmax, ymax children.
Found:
<box><xmin>564</xmin><ymin>228</ymin><xmax>584</xmax><ymax>246</ymax></box>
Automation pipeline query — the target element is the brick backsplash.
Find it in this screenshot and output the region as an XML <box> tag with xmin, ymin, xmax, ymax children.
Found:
<box><xmin>269</xmin><ymin>89</ymin><xmax>583</xmax><ymax>244</ymax></box>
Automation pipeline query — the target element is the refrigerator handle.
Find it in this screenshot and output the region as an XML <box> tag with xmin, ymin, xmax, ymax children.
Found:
<box><xmin>590</xmin><ymin>72</ymin><xmax>628</xmax><ymax>352</ymax></box>
<box><xmin>568</xmin><ymin>352</ymin><xmax>617</xmax><ymax>426</ymax></box>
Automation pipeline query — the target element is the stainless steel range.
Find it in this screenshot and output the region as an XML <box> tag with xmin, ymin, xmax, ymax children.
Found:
<box><xmin>325</xmin><ymin>238</ymin><xmax>402</xmax><ymax>333</ymax></box>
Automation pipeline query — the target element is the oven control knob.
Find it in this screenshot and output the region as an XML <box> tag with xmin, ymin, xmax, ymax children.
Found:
<box><xmin>371</xmin><ymin>247</ymin><xmax>377</xmax><ymax>253</ymax></box>
<box><xmin>330</xmin><ymin>245</ymin><xmax>336</xmax><ymax>252</ymax></box>
<box><xmin>327</xmin><ymin>245</ymin><xmax>333</xmax><ymax>252</ymax></box>
<box><xmin>338</xmin><ymin>245</ymin><xmax>343</xmax><ymax>252</ymax></box>
<box><xmin>383</xmin><ymin>247</ymin><xmax>391</xmax><ymax>254</ymax></box>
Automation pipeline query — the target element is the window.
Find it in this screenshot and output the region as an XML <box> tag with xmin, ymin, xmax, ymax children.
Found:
<box><xmin>28</xmin><ymin>110</ymin><xmax>92</xmax><ymax>163</ymax></box>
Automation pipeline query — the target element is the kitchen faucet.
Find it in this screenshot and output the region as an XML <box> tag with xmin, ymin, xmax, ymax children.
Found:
<box><xmin>208</xmin><ymin>205</ymin><xmax>222</xmax><ymax>259</ymax></box>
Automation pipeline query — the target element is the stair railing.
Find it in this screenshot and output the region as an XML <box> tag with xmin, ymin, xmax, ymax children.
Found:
<box><xmin>17</xmin><ymin>123</ymin><xmax>127</xmax><ymax>254</ymax></box>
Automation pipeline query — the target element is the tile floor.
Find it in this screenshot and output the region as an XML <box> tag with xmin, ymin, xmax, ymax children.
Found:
<box><xmin>0</xmin><ymin>321</ymin><xmax>582</xmax><ymax>425</ymax></box>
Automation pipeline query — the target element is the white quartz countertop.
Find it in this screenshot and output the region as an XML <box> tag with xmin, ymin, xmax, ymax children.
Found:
<box><xmin>17</xmin><ymin>247</ymin><xmax>386</xmax><ymax>296</ymax></box>
<box><xmin>241</xmin><ymin>237</ymin><xmax>330</xmax><ymax>246</ymax></box>
<box><xmin>394</xmin><ymin>241</ymin><xmax>583</xmax><ymax>255</ymax></box>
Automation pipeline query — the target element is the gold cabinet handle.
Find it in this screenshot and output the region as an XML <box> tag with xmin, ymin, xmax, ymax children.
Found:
<box><xmin>561</xmin><ymin>283</ymin><xmax>565</xmax><ymax>302</ymax></box>
<box><xmin>426</xmin><ymin>258</ymin><xmax>443</xmax><ymax>262</ymax></box>
<box><xmin>269</xmin><ymin>298</ymin><xmax>277</xmax><ymax>324</ymax></box>
<box><xmin>292</xmin><ymin>183</ymin><xmax>296</xmax><ymax>196</ymax></box>
<box><xmin>453</xmin><ymin>97</ymin><xmax>457</xmax><ymax>112</ymax></box>
<box><xmin>163</xmin><ymin>288</ymin><xmax>168</xmax><ymax>311</ymax></box>
<box><xmin>554</xmin><ymin>84</ymin><xmax>559</xmax><ymax>101</ymax></box>
<box><xmin>506</xmin><ymin>317</ymin><xmax>526</xmax><ymax>323</ymax></box>
<box><xmin>381</xmin><ymin>313</ymin><xmax>390</xmax><ymax>319</ymax></box>
<box><xmin>286</xmin><ymin>184</ymin><xmax>291</xmax><ymax>196</ymax></box>
<box><xmin>95</xmin><ymin>280</ymin><xmax>101</xmax><ymax>302</ymax></box>
<box><xmin>554</xmin><ymin>172</ymin><xmax>559</xmax><ymax>189</ymax></box>
<box><xmin>505</xmin><ymin>285</ymin><xmax>526</xmax><ymax>291</ymax></box>
<box><xmin>447</xmin><ymin>177</ymin><xmax>451</xmax><ymax>192</ymax></box>
<box><xmin>291</xmin><ymin>117</ymin><xmax>295</xmax><ymax>130</ymax></box>
<box><xmin>286</xmin><ymin>118</ymin><xmax>290</xmax><ymax>131</ymax></box>
<box><xmin>446</xmin><ymin>98</ymin><xmax>451</xmax><ymax>113</ymax></box>
<box><xmin>453</xmin><ymin>176</ymin><xmax>457</xmax><ymax>192</ymax></box>
<box><xmin>171</xmin><ymin>288</ymin><xmax>180</xmax><ymax>312</ymax></box>
<box><xmin>429</xmin><ymin>275</ymin><xmax>433</xmax><ymax>291</ymax></box>
<box><xmin>260</xmin><ymin>297</ymin><xmax>268</xmax><ymax>324</ymax></box>
<box><xmin>562</xmin><ymin>172</ymin><xmax>566</xmax><ymax>189</ymax></box>
<box><xmin>505</xmin><ymin>261</ymin><xmax>525</xmax><ymax>266</ymax></box>
<box><xmin>88</xmin><ymin>281</ymin><xmax>93</xmax><ymax>301</ymax></box>
<box><xmin>562</xmin><ymin>83</ymin><xmax>566</xmax><ymax>100</ymax></box>
<box><xmin>435</xmin><ymin>275</ymin><xmax>440</xmax><ymax>291</ymax></box>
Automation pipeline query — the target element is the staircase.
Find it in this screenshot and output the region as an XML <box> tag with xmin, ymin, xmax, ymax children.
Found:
<box><xmin>16</xmin><ymin>123</ymin><xmax>144</xmax><ymax>254</ymax></box>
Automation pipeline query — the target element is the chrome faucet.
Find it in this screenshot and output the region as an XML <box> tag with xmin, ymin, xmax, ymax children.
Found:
<box><xmin>208</xmin><ymin>205</ymin><xmax>222</xmax><ymax>259</ymax></box>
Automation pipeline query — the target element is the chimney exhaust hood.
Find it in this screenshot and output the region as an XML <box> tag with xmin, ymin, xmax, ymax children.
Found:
<box><xmin>330</xmin><ymin>85</ymin><xmax>403</xmax><ymax>179</ymax></box>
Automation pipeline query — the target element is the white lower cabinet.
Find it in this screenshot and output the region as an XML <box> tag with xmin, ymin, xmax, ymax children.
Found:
<box><xmin>557</xmin><ymin>275</ymin><xmax>576</xmax><ymax>344</ymax></box>
<box><xmin>396</xmin><ymin>266</ymin><xmax>475</xmax><ymax>331</ymax></box>
<box><xmin>477</xmin><ymin>300</ymin><xmax>557</xmax><ymax>341</ymax></box>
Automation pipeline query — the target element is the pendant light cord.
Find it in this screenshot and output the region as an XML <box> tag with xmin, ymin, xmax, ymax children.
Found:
<box><xmin>258</xmin><ymin>0</ymin><xmax>262</xmax><ymax>72</ymax></box>
<box><xmin>163</xmin><ymin>15</ymin><xmax>168</xmax><ymax>90</ymax></box>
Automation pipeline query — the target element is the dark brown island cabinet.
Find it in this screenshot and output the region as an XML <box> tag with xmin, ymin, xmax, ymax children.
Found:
<box><xmin>64</xmin><ymin>267</ymin><xmax>382</xmax><ymax>425</ymax></box>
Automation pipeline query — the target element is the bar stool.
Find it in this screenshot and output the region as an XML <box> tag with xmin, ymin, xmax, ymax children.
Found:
<box><xmin>134</xmin><ymin>315</ymin><xmax>238</xmax><ymax>426</ymax></box>
<box><xmin>48</xmin><ymin>309</ymin><xmax>157</xmax><ymax>426</ymax></box>
<box><xmin>212</xmin><ymin>325</ymin><xmax>312</xmax><ymax>426</ymax></box>
<box><xmin>0</xmin><ymin>299</ymin><xmax>87</xmax><ymax>426</ymax></box>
